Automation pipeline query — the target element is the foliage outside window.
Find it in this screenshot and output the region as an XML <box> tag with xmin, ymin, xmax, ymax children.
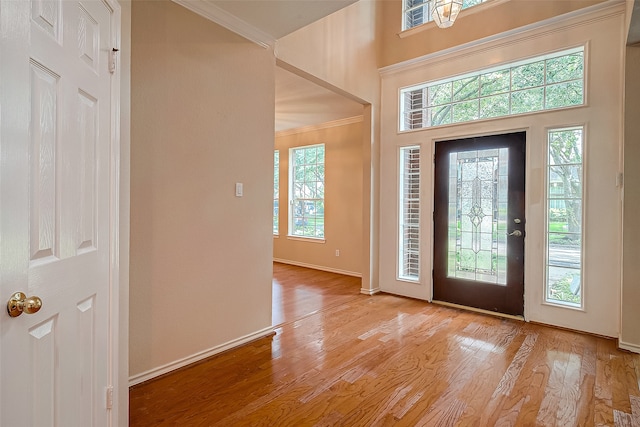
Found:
<box><xmin>546</xmin><ymin>127</ymin><xmax>583</xmax><ymax>308</ymax></box>
<box><xmin>274</xmin><ymin>150</ymin><xmax>279</xmax><ymax>234</ymax></box>
<box><xmin>403</xmin><ymin>0</ymin><xmax>488</xmax><ymax>30</ymax></box>
<box><xmin>289</xmin><ymin>144</ymin><xmax>325</xmax><ymax>239</ymax></box>
<box><xmin>400</xmin><ymin>47</ymin><xmax>584</xmax><ymax>131</ymax></box>
<box><xmin>399</xmin><ymin>146</ymin><xmax>420</xmax><ymax>280</ymax></box>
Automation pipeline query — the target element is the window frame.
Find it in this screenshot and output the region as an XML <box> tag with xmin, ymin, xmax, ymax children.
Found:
<box><xmin>399</xmin><ymin>46</ymin><xmax>586</xmax><ymax>132</ymax></box>
<box><xmin>288</xmin><ymin>144</ymin><xmax>326</xmax><ymax>240</ymax></box>
<box><xmin>402</xmin><ymin>0</ymin><xmax>491</xmax><ymax>31</ymax></box>
<box><xmin>398</xmin><ymin>145</ymin><xmax>421</xmax><ymax>282</ymax></box>
<box><xmin>273</xmin><ymin>150</ymin><xmax>279</xmax><ymax>235</ymax></box>
<box><xmin>544</xmin><ymin>126</ymin><xmax>585</xmax><ymax>310</ymax></box>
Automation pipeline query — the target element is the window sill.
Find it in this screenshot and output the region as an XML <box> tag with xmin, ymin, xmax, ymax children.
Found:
<box><xmin>287</xmin><ymin>235</ymin><xmax>326</xmax><ymax>244</ymax></box>
<box><xmin>542</xmin><ymin>300</ymin><xmax>585</xmax><ymax>312</ymax></box>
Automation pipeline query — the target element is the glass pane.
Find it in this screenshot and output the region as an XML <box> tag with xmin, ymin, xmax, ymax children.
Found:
<box><xmin>511</xmin><ymin>88</ymin><xmax>544</xmax><ymax>114</ymax></box>
<box><xmin>480</xmin><ymin>93</ymin><xmax>509</xmax><ymax>118</ymax></box>
<box><xmin>549</xmin><ymin>129</ymin><xmax>583</xmax><ymax>164</ymax></box>
<box><xmin>545</xmin><ymin>81</ymin><xmax>584</xmax><ymax>109</ymax></box>
<box><xmin>463</xmin><ymin>0</ymin><xmax>483</xmax><ymax>6</ymax></box>
<box><xmin>547</xmin><ymin>266</ymin><xmax>581</xmax><ymax>306</ymax></box>
<box><xmin>405</xmin><ymin>5</ymin><xmax>427</xmax><ymax>28</ymax></box>
<box><xmin>429</xmin><ymin>82</ymin><xmax>452</xmax><ymax>106</ymax></box>
<box><xmin>511</xmin><ymin>61</ymin><xmax>544</xmax><ymax>90</ymax></box>
<box><xmin>452</xmin><ymin>100</ymin><xmax>479</xmax><ymax>123</ymax></box>
<box><xmin>548</xmin><ymin>201</ymin><xmax>582</xmax><ymax>234</ymax></box>
<box><xmin>546</xmin><ymin>53</ymin><xmax>584</xmax><ymax>84</ymax></box>
<box><xmin>548</xmin><ymin>166</ymin><xmax>582</xmax><ymax>198</ymax></box>
<box><xmin>405</xmin><ymin>110</ymin><xmax>425</xmax><ymax>130</ymax></box>
<box><xmin>448</xmin><ymin>148</ymin><xmax>508</xmax><ymax>285</ymax></box>
<box><xmin>548</xmin><ymin>233</ymin><xmax>581</xmax><ymax>267</ymax></box>
<box><xmin>546</xmin><ymin>127</ymin><xmax>583</xmax><ymax>308</ymax></box>
<box><xmin>430</xmin><ymin>106</ymin><xmax>452</xmax><ymax>126</ymax></box>
<box><xmin>452</xmin><ymin>76</ymin><xmax>480</xmax><ymax>102</ymax></box>
<box><xmin>480</xmin><ymin>70</ymin><xmax>510</xmax><ymax>96</ymax></box>
<box><xmin>406</xmin><ymin>0</ymin><xmax>426</xmax><ymax>8</ymax></box>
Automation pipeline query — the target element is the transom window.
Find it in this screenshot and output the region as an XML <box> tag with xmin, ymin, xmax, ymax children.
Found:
<box><xmin>402</xmin><ymin>0</ymin><xmax>489</xmax><ymax>31</ymax></box>
<box><xmin>400</xmin><ymin>47</ymin><xmax>585</xmax><ymax>131</ymax></box>
<box><xmin>289</xmin><ymin>144</ymin><xmax>325</xmax><ymax>239</ymax></box>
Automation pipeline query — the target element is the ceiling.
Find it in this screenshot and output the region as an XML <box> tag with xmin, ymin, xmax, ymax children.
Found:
<box><xmin>174</xmin><ymin>0</ymin><xmax>364</xmax><ymax>132</ymax></box>
<box><xmin>275</xmin><ymin>66</ymin><xmax>364</xmax><ymax>132</ymax></box>
<box><xmin>209</xmin><ymin>0</ymin><xmax>358</xmax><ymax>40</ymax></box>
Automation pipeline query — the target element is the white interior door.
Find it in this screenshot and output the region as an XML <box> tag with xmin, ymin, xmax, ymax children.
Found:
<box><xmin>1</xmin><ymin>1</ymin><xmax>116</xmax><ymax>426</ymax></box>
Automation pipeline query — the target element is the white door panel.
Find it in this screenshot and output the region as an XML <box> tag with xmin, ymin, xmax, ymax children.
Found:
<box><xmin>1</xmin><ymin>1</ymin><xmax>115</xmax><ymax>426</ymax></box>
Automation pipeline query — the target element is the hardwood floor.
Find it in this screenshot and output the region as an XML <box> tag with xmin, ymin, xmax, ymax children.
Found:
<box><xmin>130</xmin><ymin>263</ymin><xmax>640</xmax><ymax>426</ymax></box>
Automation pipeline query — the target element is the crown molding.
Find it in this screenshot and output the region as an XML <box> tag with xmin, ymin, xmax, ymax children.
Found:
<box><xmin>275</xmin><ymin>115</ymin><xmax>364</xmax><ymax>137</ymax></box>
<box><xmin>172</xmin><ymin>0</ymin><xmax>275</xmax><ymax>49</ymax></box>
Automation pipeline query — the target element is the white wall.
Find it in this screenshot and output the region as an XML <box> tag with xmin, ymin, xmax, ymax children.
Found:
<box><xmin>379</xmin><ymin>3</ymin><xmax>625</xmax><ymax>337</ymax></box>
<box><xmin>129</xmin><ymin>0</ymin><xmax>275</xmax><ymax>383</ymax></box>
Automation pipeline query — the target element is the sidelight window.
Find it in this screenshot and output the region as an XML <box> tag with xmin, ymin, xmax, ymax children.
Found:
<box><xmin>399</xmin><ymin>146</ymin><xmax>421</xmax><ymax>280</ymax></box>
<box><xmin>545</xmin><ymin>127</ymin><xmax>583</xmax><ymax>308</ymax></box>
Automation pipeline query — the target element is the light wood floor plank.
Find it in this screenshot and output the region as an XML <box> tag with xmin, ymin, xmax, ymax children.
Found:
<box><xmin>130</xmin><ymin>264</ymin><xmax>640</xmax><ymax>427</ymax></box>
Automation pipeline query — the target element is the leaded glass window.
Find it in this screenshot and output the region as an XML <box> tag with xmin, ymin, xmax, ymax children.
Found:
<box><xmin>448</xmin><ymin>148</ymin><xmax>508</xmax><ymax>284</ymax></box>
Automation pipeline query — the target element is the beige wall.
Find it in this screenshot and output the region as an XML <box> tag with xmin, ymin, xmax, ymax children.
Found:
<box><xmin>379</xmin><ymin>0</ymin><xmax>605</xmax><ymax>68</ymax></box>
<box><xmin>117</xmin><ymin>0</ymin><xmax>131</xmax><ymax>421</ymax></box>
<box><xmin>622</xmin><ymin>45</ymin><xmax>640</xmax><ymax>351</ymax></box>
<box><xmin>274</xmin><ymin>119</ymin><xmax>364</xmax><ymax>276</ymax></box>
<box><xmin>276</xmin><ymin>1</ymin><xmax>379</xmax><ymax>104</ymax></box>
<box><xmin>130</xmin><ymin>0</ymin><xmax>275</xmax><ymax>380</ymax></box>
<box><xmin>276</xmin><ymin>1</ymin><xmax>381</xmax><ymax>292</ymax></box>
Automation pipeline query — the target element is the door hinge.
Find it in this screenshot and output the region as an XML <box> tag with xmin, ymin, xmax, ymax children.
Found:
<box><xmin>616</xmin><ymin>172</ymin><xmax>624</xmax><ymax>188</ymax></box>
<box><xmin>105</xmin><ymin>386</ymin><xmax>114</xmax><ymax>410</ymax></box>
<box><xmin>109</xmin><ymin>48</ymin><xmax>119</xmax><ymax>74</ymax></box>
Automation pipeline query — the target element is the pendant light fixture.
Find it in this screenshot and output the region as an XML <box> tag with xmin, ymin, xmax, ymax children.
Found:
<box><xmin>431</xmin><ymin>0</ymin><xmax>463</xmax><ymax>28</ymax></box>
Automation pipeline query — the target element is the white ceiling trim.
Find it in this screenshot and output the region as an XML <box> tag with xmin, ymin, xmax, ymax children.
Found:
<box><xmin>171</xmin><ymin>0</ymin><xmax>276</xmax><ymax>49</ymax></box>
<box><xmin>276</xmin><ymin>115</ymin><xmax>363</xmax><ymax>137</ymax></box>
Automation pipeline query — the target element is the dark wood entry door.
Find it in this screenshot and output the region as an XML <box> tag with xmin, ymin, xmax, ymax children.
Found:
<box><xmin>433</xmin><ymin>132</ymin><xmax>526</xmax><ymax>316</ymax></box>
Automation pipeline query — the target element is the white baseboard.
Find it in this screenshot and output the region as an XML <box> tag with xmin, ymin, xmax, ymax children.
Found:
<box><xmin>273</xmin><ymin>258</ymin><xmax>362</xmax><ymax>278</ymax></box>
<box><xmin>361</xmin><ymin>287</ymin><xmax>380</xmax><ymax>295</ymax></box>
<box><xmin>128</xmin><ymin>326</ymin><xmax>274</xmax><ymax>387</ymax></box>
<box><xmin>619</xmin><ymin>340</ymin><xmax>640</xmax><ymax>354</ymax></box>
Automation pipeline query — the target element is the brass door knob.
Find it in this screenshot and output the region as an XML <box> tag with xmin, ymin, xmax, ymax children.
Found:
<box><xmin>7</xmin><ymin>292</ymin><xmax>43</xmax><ymax>317</ymax></box>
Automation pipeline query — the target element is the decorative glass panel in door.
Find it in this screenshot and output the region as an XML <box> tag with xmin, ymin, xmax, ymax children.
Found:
<box><xmin>434</xmin><ymin>132</ymin><xmax>525</xmax><ymax>316</ymax></box>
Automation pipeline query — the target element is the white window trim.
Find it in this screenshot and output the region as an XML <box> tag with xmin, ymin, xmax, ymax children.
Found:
<box><xmin>399</xmin><ymin>46</ymin><xmax>586</xmax><ymax>133</ymax></box>
<box><xmin>288</xmin><ymin>143</ymin><xmax>325</xmax><ymax>240</ymax></box>
<box><xmin>398</xmin><ymin>145</ymin><xmax>421</xmax><ymax>282</ymax></box>
<box><xmin>543</xmin><ymin>125</ymin><xmax>586</xmax><ymax>312</ymax></box>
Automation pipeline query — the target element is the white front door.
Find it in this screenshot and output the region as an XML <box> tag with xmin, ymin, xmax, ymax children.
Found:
<box><xmin>0</xmin><ymin>1</ymin><xmax>118</xmax><ymax>426</ymax></box>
